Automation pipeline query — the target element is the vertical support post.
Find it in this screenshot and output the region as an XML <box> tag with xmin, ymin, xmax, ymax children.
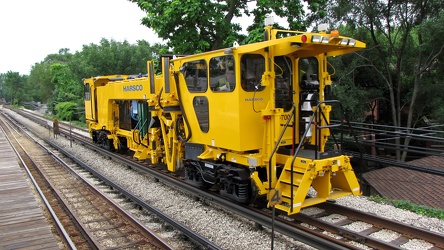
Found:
<box><xmin>70</xmin><ymin>120</ymin><xmax>72</xmax><ymax>147</ymax></box>
<box><xmin>163</xmin><ymin>57</ymin><xmax>170</xmax><ymax>93</ymax></box>
<box><xmin>148</xmin><ymin>61</ymin><xmax>155</xmax><ymax>94</ymax></box>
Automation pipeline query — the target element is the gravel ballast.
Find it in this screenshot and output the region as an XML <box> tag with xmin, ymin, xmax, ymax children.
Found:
<box><xmin>5</xmin><ymin>108</ymin><xmax>444</xmax><ymax>250</ymax></box>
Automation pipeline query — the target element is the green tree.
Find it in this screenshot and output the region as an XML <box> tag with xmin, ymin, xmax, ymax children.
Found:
<box><xmin>329</xmin><ymin>54</ymin><xmax>384</xmax><ymax>121</ymax></box>
<box><xmin>28</xmin><ymin>62</ymin><xmax>53</xmax><ymax>102</ymax></box>
<box><xmin>26</xmin><ymin>40</ymin><xmax>165</xmax><ymax>118</ymax></box>
<box><xmin>28</xmin><ymin>48</ymin><xmax>75</xmax><ymax>104</ymax></box>
<box><xmin>71</xmin><ymin>38</ymin><xmax>165</xmax><ymax>76</ymax></box>
<box><xmin>3</xmin><ymin>71</ymin><xmax>29</xmax><ymax>105</ymax></box>
<box><xmin>49</xmin><ymin>63</ymin><xmax>84</xmax><ymax>120</ymax></box>
<box><xmin>130</xmin><ymin>0</ymin><xmax>328</xmax><ymax>53</ymax></box>
<box><xmin>328</xmin><ymin>0</ymin><xmax>444</xmax><ymax>161</ymax></box>
<box><xmin>326</xmin><ymin>25</ymin><xmax>386</xmax><ymax>122</ymax></box>
<box><xmin>415</xmin><ymin>9</ymin><xmax>444</xmax><ymax>124</ymax></box>
<box><xmin>0</xmin><ymin>73</ymin><xmax>5</xmax><ymax>102</ymax></box>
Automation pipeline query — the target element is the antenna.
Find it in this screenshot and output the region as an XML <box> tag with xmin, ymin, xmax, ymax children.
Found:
<box><xmin>264</xmin><ymin>16</ymin><xmax>274</xmax><ymax>26</ymax></box>
<box><xmin>318</xmin><ymin>23</ymin><xmax>328</xmax><ymax>32</ymax></box>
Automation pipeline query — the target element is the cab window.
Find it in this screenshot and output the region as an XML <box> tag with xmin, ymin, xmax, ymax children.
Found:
<box><xmin>210</xmin><ymin>55</ymin><xmax>235</xmax><ymax>92</ymax></box>
<box><xmin>299</xmin><ymin>57</ymin><xmax>319</xmax><ymax>91</ymax></box>
<box><xmin>182</xmin><ymin>59</ymin><xmax>208</xmax><ymax>92</ymax></box>
<box><xmin>193</xmin><ymin>96</ymin><xmax>209</xmax><ymax>132</ymax></box>
<box><xmin>241</xmin><ymin>54</ymin><xmax>265</xmax><ymax>91</ymax></box>
<box><xmin>275</xmin><ymin>56</ymin><xmax>292</xmax><ymax>111</ymax></box>
<box><xmin>84</xmin><ymin>83</ymin><xmax>91</xmax><ymax>100</ymax></box>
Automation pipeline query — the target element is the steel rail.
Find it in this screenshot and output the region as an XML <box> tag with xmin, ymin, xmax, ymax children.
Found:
<box><xmin>318</xmin><ymin>202</ymin><xmax>444</xmax><ymax>248</ymax></box>
<box><xmin>65</xmin><ymin>142</ymin><xmax>351</xmax><ymax>250</ymax></box>
<box><xmin>43</xmin><ymin>136</ymin><xmax>223</xmax><ymax>250</ymax></box>
<box><xmin>0</xmin><ymin>117</ymin><xmax>77</xmax><ymax>250</ymax></box>
<box><xmin>12</xmin><ymin>107</ymin><xmax>442</xmax><ymax>249</ymax></box>
<box><xmin>3</xmin><ymin>112</ymin><xmax>175</xmax><ymax>249</ymax></box>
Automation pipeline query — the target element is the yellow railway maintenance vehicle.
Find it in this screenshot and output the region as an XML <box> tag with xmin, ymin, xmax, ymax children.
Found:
<box><xmin>84</xmin><ymin>24</ymin><xmax>365</xmax><ymax>215</ymax></box>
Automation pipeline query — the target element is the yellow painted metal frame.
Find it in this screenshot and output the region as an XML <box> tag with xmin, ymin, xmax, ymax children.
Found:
<box><xmin>84</xmin><ymin>26</ymin><xmax>366</xmax><ymax>215</ymax></box>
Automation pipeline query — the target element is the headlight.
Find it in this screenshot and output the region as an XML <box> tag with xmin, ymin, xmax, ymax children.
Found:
<box><xmin>339</xmin><ymin>38</ymin><xmax>356</xmax><ymax>47</ymax></box>
<box><xmin>348</xmin><ymin>39</ymin><xmax>356</xmax><ymax>46</ymax></box>
<box><xmin>312</xmin><ymin>35</ymin><xmax>330</xmax><ymax>43</ymax></box>
<box><xmin>312</xmin><ymin>35</ymin><xmax>321</xmax><ymax>43</ymax></box>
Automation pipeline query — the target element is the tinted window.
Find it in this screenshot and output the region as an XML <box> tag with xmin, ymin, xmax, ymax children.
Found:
<box><xmin>241</xmin><ymin>54</ymin><xmax>265</xmax><ymax>91</ymax></box>
<box><xmin>275</xmin><ymin>56</ymin><xmax>293</xmax><ymax>111</ymax></box>
<box><xmin>182</xmin><ymin>60</ymin><xmax>208</xmax><ymax>92</ymax></box>
<box><xmin>84</xmin><ymin>83</ymin><xmax>90</xmax><ymax>100</ymax></box>
<box><xmin>299</xmin><ymin>57</ymin><xmax>319</xmax><ymax>91</ymax></box>
<box><xmin>210</xmin><ymin>55</ymin><xmax>235</xmax><ymax>92</ymax></box>
<box><xmin>193</xmin><ymin>96</ymin><xmax>209</xmax><ymax>132</ymax></box>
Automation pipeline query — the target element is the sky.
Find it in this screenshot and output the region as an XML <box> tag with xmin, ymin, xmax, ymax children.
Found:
<box><xmin>0</xmin><ymin>0</ymin><xmax>162</xmax><ymax>75</ymax></box>
<box><xmin>0</xmin><ymin>1</ymin><xmax>289</xmax><ymax>76</ymax></box>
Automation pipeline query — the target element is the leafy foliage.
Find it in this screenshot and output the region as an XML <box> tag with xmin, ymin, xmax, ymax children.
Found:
<box><xmin>326</xmin><ymin>25</ymin><xmax>385</xmax><ymax>121</ymax></box>
<box><xmin>2</xmin><ymin>39</ymin><xmax>164</xmax><ymax>122</ymax></box>
<box><xmin>416</xmin><ymin>9</ymin><xmax>444</xmax><ymax>124</ymax></box>
<box><xmin>391</xmin><ymin>200</ymin><xmax>444</xmax><ymax>219</ymax></box>
<box><xmin>47</xmin><ymin>63</ymin><xmax>83</xmax><ymax>115</ymax></box>
<box><xmin>20</xmin><ymin>40</ymin><xmax>166</xmax><ymax>121</ymax></box>
<box><xmin>327</xmin><ymin>0</ymin><xmax>444</xmax><ymax>127</ymax></box>
<box><xmin>54</xmin><ymin>101</ymin><xmax>79</xmax><ymax>121</ymax></box>
<box><xmin>130</xmin><ymin>0</ymin><xmax>328</xmax><ymax>53</ymax></box>
<box><xmin>28</xmin><ymin>62</ymin><xmax>53</xmax><ymax>102</ymax></box>
<box><xmin>369</xmin><ymin>195</ymin><xmax>444</xmax><ymax>219</ymax></box>
<box><xmin>2</xmin><ymin>71</ymin><xmax>30</xmax><ymax>105</ymax></box>
<box><xmin>324</xmin><ymin>0</ymin><xmax>444</xmax><ymax>161</ymax></box>
<box><xmin>73</xmin><ymin>39</ymin><xmax>164</xmax><ymax>76</ymax></box>
<box><xmin>1</xmin><ymin>0</ymin><xmax>444</xmax><ymax>132</ymax></box>
<box><xmin>130</xmin><ymin>0</ymin><xmax>248</xmax><ymax>53</ymax></box>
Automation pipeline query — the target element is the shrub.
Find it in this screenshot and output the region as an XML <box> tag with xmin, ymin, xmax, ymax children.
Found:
<box><xmin>369</xmin><ymin>195</ymin><xmax>444</xmax><ymax>219</ymax></box>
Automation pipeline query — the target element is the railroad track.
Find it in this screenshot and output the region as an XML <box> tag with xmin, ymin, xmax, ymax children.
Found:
<box><xmin>0</xmin><ymin>113</ymin><xmax>172</xmax><ymax>249</ymax></box>
<box><xmin>9</xmin><ymin>107</ymin><xmax>444</xmax><ymax>249</ymax></box>
<box><xmin>290</xmin><ymin>202</ymin><xmax>444</xmax><ymax>249</ymax></box>
<box><xmin>4</xmin><ymin>108</ymin><xmax>222</xmax><ymax>250</ymax></box>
